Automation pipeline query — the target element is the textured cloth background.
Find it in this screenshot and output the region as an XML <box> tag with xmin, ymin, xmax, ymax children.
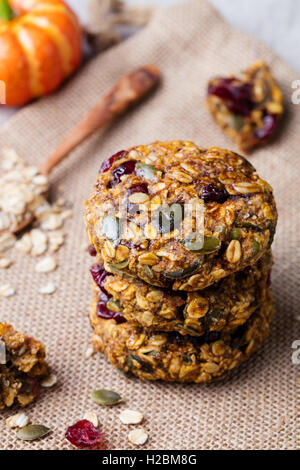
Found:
<box><xmin>0</xmin><ymin>0</ymin><xmax>299</xmax><ymax>450</ymax></box>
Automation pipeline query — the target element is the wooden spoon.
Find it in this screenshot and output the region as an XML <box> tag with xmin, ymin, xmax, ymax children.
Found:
<box><xmin>3</xmin><ymin>65</ymin><xmax>160</xmax><ymax>234</ymax></box>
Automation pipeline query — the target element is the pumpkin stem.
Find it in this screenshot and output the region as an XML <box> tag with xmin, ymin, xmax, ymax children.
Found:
<box><xmin>0</xmin><ymin>0</ymin><xmax>13</xmax><ymax>21</ymax></box>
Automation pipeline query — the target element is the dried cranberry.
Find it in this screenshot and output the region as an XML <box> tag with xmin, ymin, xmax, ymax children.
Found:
<box><xmin>100</xmin><ymin>150</ymin><xmax>127</xmax><ymax>173</ymax></box>
<box><xmin>97</xmin><ymin>292</ymin><xmax>126</xmax><ymax>324</ymax></box>
<box><xmin>88</xmin><ymin>245</ymin><xmax>97</xmax><ymax>257</ymax></box>
<box><xmin>109</xmin><ymin>160</ymin><xmax>137</xmax><ymax>187</ymax></box>
<box><xmin>201</xmin><ymin>183</ymin><xmax>228</xmax><ymax>203</ymax></box>
<box><xmin>121</xmin><ymin>240</ymin><xmax>142</xmax><ymax>251</ymax></box>
<box><xmin>90</xmin><ymin>264</ymin><xmax>110</xmax><ymax>295</ymax></box>
<box><xmin>208</xmin><ymin>78</ymin><xmax>235</xmax><ymax>99</ymax></box>
<box><xmin>127</xmin><ymin>183</ymin><xmax>148</xmax><ymax>195</ymax></box>
<box><xmin>28</xmin><ymin>377</ymin><xmax>40</xmax><ymax>398</ymax></box>
<box><xmin>112</xmin><ymin>312</ymin><xmax>126</xmax><ymax>324</ymax></box>
<box><xmin>208</xmin><ymin>78</ymin><xmax>254</xmax><ymax>116</ymax></box>
<box><xmin>97</xmin><ymin>293</ymin><xmax>113</xmax><ymax>318</ymax></box>
<box><xmin>254</xmin><ymin>114</ymin><xmax>277</xmax><ymax>140</ymax></box>
<box><xmin>65</xmin><ymin>420</ymin><xmax>105</xmax><ymax>449</ymax></box>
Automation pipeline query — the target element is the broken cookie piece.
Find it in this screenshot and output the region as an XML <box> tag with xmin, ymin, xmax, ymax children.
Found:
<box><xmin>206</xmin><ymin>61</ymin><xmax>283</xmax><ymax>153</ymax></box>
<box><xmin>0</xmin><ymin>323</ymin><xmax>50</xmax><ymax>409</ymax></box>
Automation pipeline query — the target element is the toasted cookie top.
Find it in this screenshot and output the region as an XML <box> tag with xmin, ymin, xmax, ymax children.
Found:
<box><xmin>85</xmin><ymin>141</ymin><xmax>277</xmax><ymax>290</ymax></box>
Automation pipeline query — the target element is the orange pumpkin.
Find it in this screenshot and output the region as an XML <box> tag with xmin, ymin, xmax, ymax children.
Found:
<box><xmin>0</xmin><ymin>0</ymin><xmax>82</xmax><ymax>106</ymax></box>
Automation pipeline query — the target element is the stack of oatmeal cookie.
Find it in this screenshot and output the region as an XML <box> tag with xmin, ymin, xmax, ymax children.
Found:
<box><xmin>85</xmin><ymin>141</ymin><xmax>277</xmax><ymax>383</ymax></box>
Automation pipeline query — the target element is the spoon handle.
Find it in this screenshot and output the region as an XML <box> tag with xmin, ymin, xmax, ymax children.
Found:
<box><xmin>39</xmin><ymin>65</ymin><xmax>160</xmax><ymax>176</ymax></box>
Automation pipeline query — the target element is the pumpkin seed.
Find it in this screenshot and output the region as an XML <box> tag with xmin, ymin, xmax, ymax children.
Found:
<box><xmin>165</xmin><ymin>261</ymin><xmax>200</xmax><ymax>279</ymax></box>
<box><xmin>109</xmin><ymin>264</ymin><xmax>134</xmax><ymax>278</ymax></box>
<box><xmin>0</xmin><ymin>0</ymin><xmax>13</xmax><ymax>22</ymax></box>
<box><xmin>231</xmin><ymin>227</ymin><xmax>241</xmax><ymax>240</ymax></box>
<box><xmin>252</xmin><ymin>240</ymin><xmax>260</xmax><ymax>255</ymax></box>
<box><xmin>142</xmin><ymin>265</ymin><xmax>154</xmax><ymax>279</ymax></box>
<box><xmin>127</xmin><ymin>355</ymin><xmax>153</xmax><ymax>372</ymax></box>
<box><xmin>176</xmin><ymin>324</ymin><xmax>200</xmax><ymax>335</ymax></box>
<box><xmin>200</xmin><ymin>236</ymin><xmax>220</xmax><ymax>253</ymax></box>
<box><xmin>102</xmin><ymin>214</ymin><xmax>120</xmax><ymax>243</ymax></box>
<box><xmin>106</xmin><ymin>299</ymin><xmax>123</xmax><ymax>312</ymax></box>
<box><xmin>229</xmin><ymin>114</ymin><xmax>245</xmax><ymax>130</ymax></box>
<box><xmin>91</xmin><ymin>389</ymin><xmax>123</xmax><ymax>406</ymax></box>
<box><xmin>128</xmin><ymin>428</ymin><xmax>148</xmax><ymax>445</ymax></box>
<box><xmin>238</xmin><ymin>222</ymin><xmax>263</xmax><ymax>233</ymax></box>
<box><xmin>154</xmin><ymin>203</ymin><xmax>183</xmax><ymax>234</ymax></box>
<box><xmin>135</xmin><ymin>163</ymin><xmax>158</xmax><ymax>181</ymax></box>
<box><xmin>110</xmin><ymin>260</ymin><xmax>129</xmax><ymax>270</ymax></box>
<box><xmin>182</xmin><ymin>236</ymin><xmax>219</xmax><ymax>254</ymax></box>
<box><xmin>17</xmin><ymin>425</ymin><xmax>51</xmax><ymax>441</ymax></box>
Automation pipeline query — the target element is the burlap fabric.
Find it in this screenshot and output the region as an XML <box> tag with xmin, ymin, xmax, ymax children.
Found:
<box><xmin>0</xmin><ymin>0</ymin><xmax>299</xmax><ymax>450</ymax></box>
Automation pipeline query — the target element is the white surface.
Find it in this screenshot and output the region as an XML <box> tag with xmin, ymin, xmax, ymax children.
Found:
<box><xmin>210</xmin><ymin>0</ymin><xmax>300</xmax><ymax>72</ymax></box>
<box><xmin>124</xmin><ymin>0</ymin><xmax>300</xmax><ymax>71</ymax></box>
<box><xmin>0</xmin><ymin>0</ymin><xmax>299</xmax><ymax>126</ymax></box>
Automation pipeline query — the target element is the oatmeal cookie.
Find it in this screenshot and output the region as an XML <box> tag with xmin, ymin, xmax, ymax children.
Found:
<box><xmin>0</xmin><ymin>323</ymin><xmax>49</xmax><ymax>409</ymax></box>
<box><xmin>85</xmin><ymin>141</ymin><xmax>277</xmax><ymax>291</ymax></box>
<box><xmin>91</xmin><ymin>251</ymin><xmax>272</xmax><ymax>336</ymax></box>
<box><xmin>90</xmin><ymin>290</ymin><xmax>274</xmax><ymax>383</ymax></box>
<box><xmin>206</xmin><ymin>61</ymin><xmax>284</xmax><ymax>153</ymax></box>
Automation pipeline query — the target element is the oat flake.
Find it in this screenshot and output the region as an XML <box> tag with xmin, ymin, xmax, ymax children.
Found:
<box><xmin>40</xmin><ymin>373</ymin><xmax>57</xmax><ymax>388</ymax></box>
<box><xmin>15</xmin><ymin>233</ymin><xmax>32</xmax><ymax>254</ymax></box>
<box><xmin>39</xmin><ymin>283</ymin><xmax>56</xmax><ymax>295</ymax></box>
<box><xmin>6</xmin><ymin>413</ymin><xmax>29</xmax><ymax>429</ymax></box>
<box><xmin>35</xmin><ymin>257</ymin><xmax>57</xmax><ymax>273</ymax></box>
<box><xmin>83</xmin><ymin>411</ymin><xmax>98</xmax><ymax>428</ymax></box>
<box><xmin>0</xmin><ymin>284</ymin><xmax>15</xmax><ymax>297</ymax></box>
<box><xmin>128</xmin><ymin>428</ymin><xmax>148</xmax><ymax>445</ymax></box>
<box><xmin>0</xmin><ymin>257</ymin><xmax>12</xmax><ymax>268</ymax></box>
<box><xmin>119</xmin><ymin>409</ymin><xmax>143</xmax><ymax>425</ymax></box>
<box><xmin>31</xmin><ymin>229</ymin><xmax>48</xmax><ymax>256</ymax></box>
